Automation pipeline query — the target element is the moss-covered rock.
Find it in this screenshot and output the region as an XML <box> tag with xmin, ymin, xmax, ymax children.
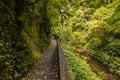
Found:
<box><xmin>0</xmin><ymin>0</ymin><xmax>53</xmax><ymax>79</ymax></box>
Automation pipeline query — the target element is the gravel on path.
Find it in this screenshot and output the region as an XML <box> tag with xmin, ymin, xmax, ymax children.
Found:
<box><xmin>25</xmin><ymin>37</ymin><xmax>59</xmax><ymax>80</ymax></box>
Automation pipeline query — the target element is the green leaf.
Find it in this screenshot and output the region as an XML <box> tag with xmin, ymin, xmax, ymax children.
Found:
<box><xmin>0</xmin><ymin>40</ymin><xmax>4</xmax><ymax>46</ymax></box>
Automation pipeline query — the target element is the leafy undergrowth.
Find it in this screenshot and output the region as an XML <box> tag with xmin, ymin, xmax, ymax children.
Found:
<box><xmin>62</xmin><ymin>43</ymin><xmax>101</xmax><ymax>80</ymax></box>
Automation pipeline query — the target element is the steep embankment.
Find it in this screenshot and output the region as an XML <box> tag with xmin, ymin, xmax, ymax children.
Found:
<box><xmin>62</xmin><ymin>44</ymin><xmax>101</xmax><ymax>80</ymax></box>
<box><xmin>74</xmin><ymin>48</ymin><xmax>120</xmax><ymax>80</ymax></box>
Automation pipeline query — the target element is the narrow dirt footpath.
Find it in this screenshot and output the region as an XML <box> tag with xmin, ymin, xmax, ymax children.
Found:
<box><xmin>25</xmin><ymin>37</ymin><xmax>59</xmax><ymax>80</ymax></box>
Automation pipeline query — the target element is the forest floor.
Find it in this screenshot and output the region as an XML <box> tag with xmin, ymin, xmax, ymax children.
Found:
<box><xmin>25</xmin><ymin>37</ymin><xmax>59</xmax><ymax>80</ymax></box>
<box><xmin>73</xmin><ymin>48</ymin><xmax>120</xmax><ymax>80</ymax></box>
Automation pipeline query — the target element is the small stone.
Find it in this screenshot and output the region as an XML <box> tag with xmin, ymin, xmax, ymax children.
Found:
<box><xmin>44</xmin><ymin>76</ymin><xmax>47</xmax><ymax>79</ymax></box>
<box><xmin>41</xmin><ymin>71</ymin><xmax>44</xmax><ymax>74</ymax></box>
<box><xmin>56</xmin><ymin>75</ymin><xmax>58</xmax><ymax>78</ymax></box>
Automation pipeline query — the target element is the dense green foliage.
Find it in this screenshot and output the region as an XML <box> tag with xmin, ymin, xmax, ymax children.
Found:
<box><xmin>54</xmin><ymin>0</ymin><xmax>120</xmax><ymax>78</ymax></box>
<box><xmin>0</xmin><ymin>0</ymin><xmax>67</xmax><ymax>79</ymax></box>
<box><xmin>1</xmin><ymin>0</ymin><xmax>120</xmax><ymax>79</ymax></box>
<box><xmin>83</xmin><ymin>0</ymin><xmax>120</xmax><ymax>76</ymax></box>
<box><xmin>62</xmin><ymin>43</ymin><xmax>101</xmax><ymax>80</ymax></box>
<box><xmin>0</xmin><ymin>0</ymin><xmax>47</xmax><ymax>79</ymax></box>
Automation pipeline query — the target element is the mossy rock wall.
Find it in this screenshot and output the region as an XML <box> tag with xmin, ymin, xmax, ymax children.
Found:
<box><xmin>0</xmin><ymin>0</ymin><xmax>51</xmax><ymax>79</ymax></box>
